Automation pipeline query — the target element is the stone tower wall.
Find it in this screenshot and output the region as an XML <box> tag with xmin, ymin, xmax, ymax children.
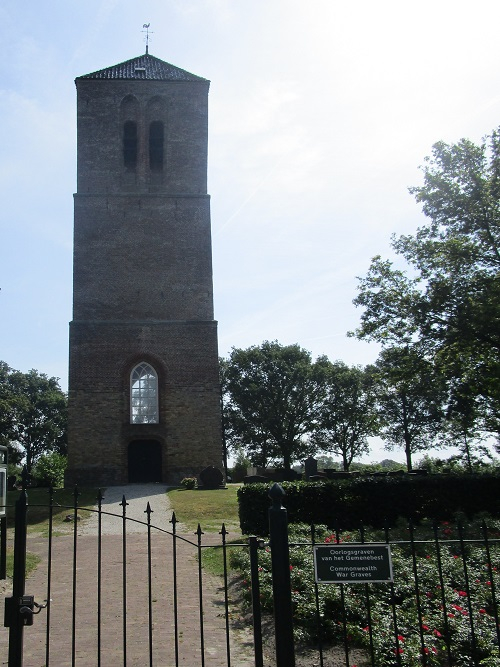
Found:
<box><xmin>66</xmin><ymin>65</ymin><xmax>222</xmax><ymax>487</ymax></box>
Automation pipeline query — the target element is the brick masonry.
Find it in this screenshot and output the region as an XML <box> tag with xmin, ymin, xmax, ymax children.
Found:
<box><xmin>66</xmin><ymin>55</ymin><xmax>223</xmax><ymax>486</ymax></box>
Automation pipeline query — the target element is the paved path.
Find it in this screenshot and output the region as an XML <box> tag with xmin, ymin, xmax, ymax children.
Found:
<box><xmin>78</xmin><ymin>483</ymin><xmax>187</xmax><ymax>535</ymax></box>
<box><xmin>0</xmin><ymin>484</ymin><xmax>255</xmax><ymax>667</ymax></box>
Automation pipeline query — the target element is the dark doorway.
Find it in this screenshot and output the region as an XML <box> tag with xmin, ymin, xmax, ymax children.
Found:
<box><xmin>128</xmin><ymin>440</ymin><xmax>162</xmax><ymax>483</ymax></box>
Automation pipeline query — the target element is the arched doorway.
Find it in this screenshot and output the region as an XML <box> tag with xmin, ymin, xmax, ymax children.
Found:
<box><xmin>128</xmin><ymin>440</ymin><xmax>162</xmax><ymax>483</ymax></box>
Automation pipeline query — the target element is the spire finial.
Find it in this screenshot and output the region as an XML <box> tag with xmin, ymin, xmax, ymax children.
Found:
<box><xmin>142</xmin><ymin>23</ymin><xmax>153</xmax><ymax>54</ymax></box>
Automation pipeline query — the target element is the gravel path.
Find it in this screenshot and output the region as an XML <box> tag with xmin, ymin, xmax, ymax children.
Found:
<box><xmin>78</xmin><ymin>483</ymin><xmax>187</xmax><ymax>535</ymax></box>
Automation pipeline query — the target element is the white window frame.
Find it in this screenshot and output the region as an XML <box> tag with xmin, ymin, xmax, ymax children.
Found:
<box><xmin>130</xmin><ymin>362</ymin><xmax>159</xmax><ymax>424</ymax></box>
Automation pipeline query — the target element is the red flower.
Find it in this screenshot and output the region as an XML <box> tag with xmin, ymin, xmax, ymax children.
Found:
<box><xmin>479</xmin><ymin>608</ymin><xmax>487</xmax><ymax>614</ymax></box>
<box><xmin>452</xmin><ymin>604</ymin><xmax>463</xmax><ymax>611</ymax></box>
<box><xmin>433</xmin><ymin>629</ymin><xmax>442</xmax><ymax>637</ymax></box>
<box><xmin>397</xmin><ymin>635</ymin><xmax>405</xmax><ymax>642</ymax></box>
<box><xmin>422</xmin><ymin>624</ymin><xmax>430</xmax><ymax>631</ymax></box>
<box><xmin>363</xmin><ymin>626</ymin><xmax>370</xmax><ymax>632</ymax></box>
<box><xmin>393</xmin><ymin>648</ymin><xmax>404</xmax><ymax>655</ymax></box>
<box><xmin>458</xmin><ymin>590</ymin><xmax>467</xmax><ymax>597</ymax></box>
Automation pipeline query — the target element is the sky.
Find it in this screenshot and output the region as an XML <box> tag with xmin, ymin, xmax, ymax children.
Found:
<box><xmin>1</xmin><ymin>0</ymin><xmax>499</xmax><ymax>464</ymax></box>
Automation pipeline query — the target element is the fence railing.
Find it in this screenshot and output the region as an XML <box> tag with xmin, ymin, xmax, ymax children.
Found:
<box><xmin>240</xmin><ymin>495</ymin><xmax>500</xmax><ymax>667</ymax></box>
<box><xmin>2</xmin><ymin>481</ymin><xmax>500</xmax><ymax>667</ymax></box>
<box><xmin>1</xmin><ymin>487</ymin><xmax>255</xmax><ymax>667</ymax></box>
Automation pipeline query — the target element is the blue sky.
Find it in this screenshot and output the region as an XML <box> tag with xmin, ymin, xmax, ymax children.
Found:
<box><xmin>1</xmin><ymin>0</ymin><xmax>499</xmax><ymax>463</ymax></box>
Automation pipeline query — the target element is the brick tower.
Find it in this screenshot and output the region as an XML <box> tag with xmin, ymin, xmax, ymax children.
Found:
<box><xmin>66</xmin><ymin>52</ymin><xmax>222</xmax><ymax>486</ymax></box>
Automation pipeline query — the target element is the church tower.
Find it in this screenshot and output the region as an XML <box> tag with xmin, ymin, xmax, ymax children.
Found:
<box><xmin>66</xmin><ymin>52</ymin><xmax>222</xmax><ymax>486</ymax></box>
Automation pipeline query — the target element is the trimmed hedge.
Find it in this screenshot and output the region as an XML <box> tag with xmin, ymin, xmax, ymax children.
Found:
<box><xmin>237</xmin><ymin>474</ymin><xmax>500</xmax><ymax>535</ymax></box>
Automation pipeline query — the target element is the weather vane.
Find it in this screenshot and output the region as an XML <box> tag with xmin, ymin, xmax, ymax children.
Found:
<box><xmin>142</xmin><ymin>23</ymin><xmax>153</xmax><ymax>54</ymax></box>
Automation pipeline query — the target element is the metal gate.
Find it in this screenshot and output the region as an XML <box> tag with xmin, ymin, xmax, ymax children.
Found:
<box><xmin>1</xmin><ymin>483</ymin><xmax>272</xmax><ymax>667</ymax></box>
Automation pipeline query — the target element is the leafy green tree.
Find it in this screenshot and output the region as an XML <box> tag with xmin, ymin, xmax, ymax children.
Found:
<box><xmin>445</xmin><ymin>380</ymin><xmax>486</xmax><ymax>472</ymax></box>
<box><xmin>221</xmin><ymin>341</ymin><xmax>329</xmax><ymax>470</ymax></box>
<box><xmin>351</xmin><ymin>129</ymin><xmax>500</xmax><ymax>439</ymax></box>
<box><xmin>312</xmin><ymin>362</ymin><xmax>379</xmax><ymax>470</ymax></box>
<box><xmin>0</xmin><ymin>363</ymin><xmax>67</xmax><ymax>474</ymax></box>
<box><xmin>32</xmin><ymin>451</ymin><xmax>67</xmax><ymax>488</ymax></box>
<box><xmin>372</xmin><ymin>347</ymin><xmax>446</xmax><ymax>471</ymax></box>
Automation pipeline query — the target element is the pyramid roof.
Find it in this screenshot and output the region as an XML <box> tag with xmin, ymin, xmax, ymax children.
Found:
<box><xmin>77</xmin><ymin>53</ymin><xmax>207</xmax><ymax>82</ymax></box>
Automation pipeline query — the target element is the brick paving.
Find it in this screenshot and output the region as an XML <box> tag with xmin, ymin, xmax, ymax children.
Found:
<box><xmin>0</xmin><ymin>486</ymin><xmax>256</xmax><ymax>666</ymax></box>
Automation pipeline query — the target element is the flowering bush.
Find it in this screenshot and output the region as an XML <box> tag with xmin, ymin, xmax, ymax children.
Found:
<box><xmin>230</xmin><ymin>519</ymin><xmax>500</xmax><ymax>666</ymax></box>
<box><xmin>180</xmin><ymin>477</ymin><xmax>197</xmax><ymax>489</ymax></box>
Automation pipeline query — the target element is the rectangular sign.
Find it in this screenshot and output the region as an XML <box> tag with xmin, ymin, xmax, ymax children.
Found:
<box><xmin>314</xmin><ymin>544</ymin><xmax>393</xmax><ymax>583</ymax></box>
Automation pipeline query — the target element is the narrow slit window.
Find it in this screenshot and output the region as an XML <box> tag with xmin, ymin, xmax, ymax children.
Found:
<box><xmin>149</xmin><ymin>121</ymin><xmax>164</xmax><ymax>171</ymax></box>
<box><xmin>130</xmin><ymin>363</ymin><xmax>158</xmax><ymax>424</ymax></box>
<box><xmin>123</xmin><ymin>121</ymin><xmax>137</xmax><ymax>169</ymax></box>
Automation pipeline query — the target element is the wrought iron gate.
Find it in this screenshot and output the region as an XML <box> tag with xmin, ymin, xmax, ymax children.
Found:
<box><xmin>1</xmin><ymin>485</ymin><xmax>265</xmax><ymax>667</ymax></box>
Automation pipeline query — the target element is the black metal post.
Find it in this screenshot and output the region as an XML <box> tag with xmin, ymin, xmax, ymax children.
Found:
<box><xmin>268</xmin><ymin>483</ymin><xmax>295</xmax><ymax>667</ymax></box>
<box><xmin>0</xmin><ymin>516</ymin><xmax>6</xmax><ymax>580</ymax></box>
<box><xmin>8</xmin><ymin>487</ymin><xmax>28</xmax><ymax>667</ymax></box>
<box><xmin>249</xmin><ymin>536</ymin><xmax>264</xmax><ymax>667</ymax></box>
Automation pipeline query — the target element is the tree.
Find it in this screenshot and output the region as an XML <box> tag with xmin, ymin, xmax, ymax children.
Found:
<box><xmin>0</xmin><ymin>361</ymin><xmax>16</xmax><ymax>450</ymax></box>
<box><xmin>372</xmin><ymin>347</ymin><xmax>446</xmax><ymax>471</ymax></box>
<box><xmin>221</xmin><ymin>341</ymin><xmax>329</xmax><ymax>470</ymax></box>
<box><xmin>445</xmin><ymin>381</ymin><xmax>486</xmax><ymax>472</ymax></box>
<box><xmin>0</xmin><ymin>364</ymin><xmax>67</xmax><ymax>474</ymax></box>
<box><xmin>351</xmin><ymin>129</ymin><xmax>500</xmax><ymax>439</ymax></box>
<box><xmin>312</xmin><ymin>362</ymin><xmax>378</xmax><ymax>470</ymax></box>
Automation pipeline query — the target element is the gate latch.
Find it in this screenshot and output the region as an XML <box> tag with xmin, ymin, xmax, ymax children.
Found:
<box><xmin>4</xmin><ymin>595</ymin><xmax>48</xmax><ymax>627</ymax></box>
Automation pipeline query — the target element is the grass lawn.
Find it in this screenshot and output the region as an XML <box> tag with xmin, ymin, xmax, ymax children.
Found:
<box><xmin>167</xmin><ymin>483</ymin><xmax>242</xmax><ymax>534</ymax></box>
<box><xmin>166</xmin><ymin>484</ymin><xmax>248</xmax><ymax>576</ymax></box>
<box><xmin>5</xmin><ymin>487</ymin><xmax>99</xmax><ymax>535</ymax></box>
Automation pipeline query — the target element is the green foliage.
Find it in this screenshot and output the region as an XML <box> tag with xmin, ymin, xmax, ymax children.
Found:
<box><xmin>417</xmin><ymin>453</ymin><xmax>499</xmax><ymax>475</ymax></box>
<box><xmin>32</xmin><ymin>452</ymin><xmax>67</xmax><ymax>488</ymax></box>
<box><xmin>0</xmin><ymin>362</ymin><xmax>67</xmax><ymax>474</ymax></box>
<box><xmin>237</xmin><ymin>476</ymin><xmax>500</xmax><ymax>535</ymax></box>
<box><xmin>352</xmin><ymin>129</ymin><xmax>500</xmax><ymax>446</ymax></box>
<box><xmin>231</xmin><ymin>519</ymin><xmax>500</xmax><ymax>666</ymax></box>
<box><xmin>180</xmin><ymin>477</ymin><xmax>197</xmax><ymax>489</ymax></box>
<box><xmin>312</xmin><ymin>361</ymin><xmax>379</xmax><ymax>470</ymax></box>
<box><xmin>371</xmin><ymin>346</ymin><xmax>447</xmax><ymax>470</ymax></box>
<box><xmin>221</xmin><ymin>341</ymin><xmax>330</xmax><ymax>469</ymax></box>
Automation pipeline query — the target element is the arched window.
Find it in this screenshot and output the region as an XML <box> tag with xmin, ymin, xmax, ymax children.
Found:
<box><xmin>149</xmin><ymin>121</ymin><xmax>164</xmax><ymax>171</ymax></box>
<box><xmin>123</xmin><ymin>121</ymin><xmax>137</xmax><ymax>169</ymax></box>
<box><xmin>130</xmin><ymin>363</ymin><xmax>158</xmax><ymax>424</ymax></box>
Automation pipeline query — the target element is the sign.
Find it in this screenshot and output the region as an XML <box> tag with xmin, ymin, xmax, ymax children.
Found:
<box><xmin>314</xmin><ymin>544</ymin><xmax>393</xmax><ymax>583</ymax></box>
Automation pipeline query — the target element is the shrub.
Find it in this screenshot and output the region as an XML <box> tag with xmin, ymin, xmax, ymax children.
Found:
<box><xmin>238</xmin><ymin>475</ymin><xmax>500</xmax><ymax>535</ymax></box>
<box><xmin>180</xmin><ymin>477</ymin><xmax>197</xmax><ymax>490</ymax></box>
<box><xmin>230</xmin><ymin>518</ymin><xmax>500</xmax><ymax>666</ymax></box>
<box><xmin>32</xmin><ymin>452</ymin><xmax>67</xmax><ymax>488</ymax></box>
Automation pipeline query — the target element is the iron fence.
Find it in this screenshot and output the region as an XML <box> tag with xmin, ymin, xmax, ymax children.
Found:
<box><xmin>241</xmin><ymin>513</ymin><xmax>500</xmax><ymax>667</ymax></box>
<box><xmin>2</xmin><ymin>482</ymin><xmax>500</xmax><ymax>667</ymax></box>
<box><xmin>1</xmin><ymin>487</ymin><xmax>257</xmax><ymax>667</ymax></box>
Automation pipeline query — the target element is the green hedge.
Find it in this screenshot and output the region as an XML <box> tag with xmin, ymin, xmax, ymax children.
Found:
<box><xmin>237</xmin><ymin>474</ymin><xmax>500</xmax><ymax>535</ymax></box>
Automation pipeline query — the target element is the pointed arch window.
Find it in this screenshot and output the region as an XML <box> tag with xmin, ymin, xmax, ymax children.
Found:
<box><xmin>149</xmin><ymin>121</ymin><xmax>164</xmax><ymax>171</ymax></box>
<box><xmin>130</xmin><ymin>363</ymin><xmax>158</xmax><ymax>424</ymax></box>
<box><xmin>123</xmin><ymin>120</ymin><xmax>138</xmax><ymax>169</ymax></box>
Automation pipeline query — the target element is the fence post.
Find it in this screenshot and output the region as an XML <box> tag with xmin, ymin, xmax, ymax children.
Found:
<box><xmin>268</xmin><ymin>483</ymin><xmax>295</xmax><ymax>667</ymax></box>
<box><xmin>249</xmin><ymin>536</ymin><xmax>264</xmax><ymax>667</ymax></box>
<box><xmin>8</xmin><ymin>484</ymin><xmax>28</xmax><ymax>667</ymax></box>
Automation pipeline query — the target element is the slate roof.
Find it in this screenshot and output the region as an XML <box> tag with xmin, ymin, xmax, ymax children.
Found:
<box><xmin>77</xmin><ymin>53</ymin><xmax>207</xmax><ymax>82</ymax></box>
